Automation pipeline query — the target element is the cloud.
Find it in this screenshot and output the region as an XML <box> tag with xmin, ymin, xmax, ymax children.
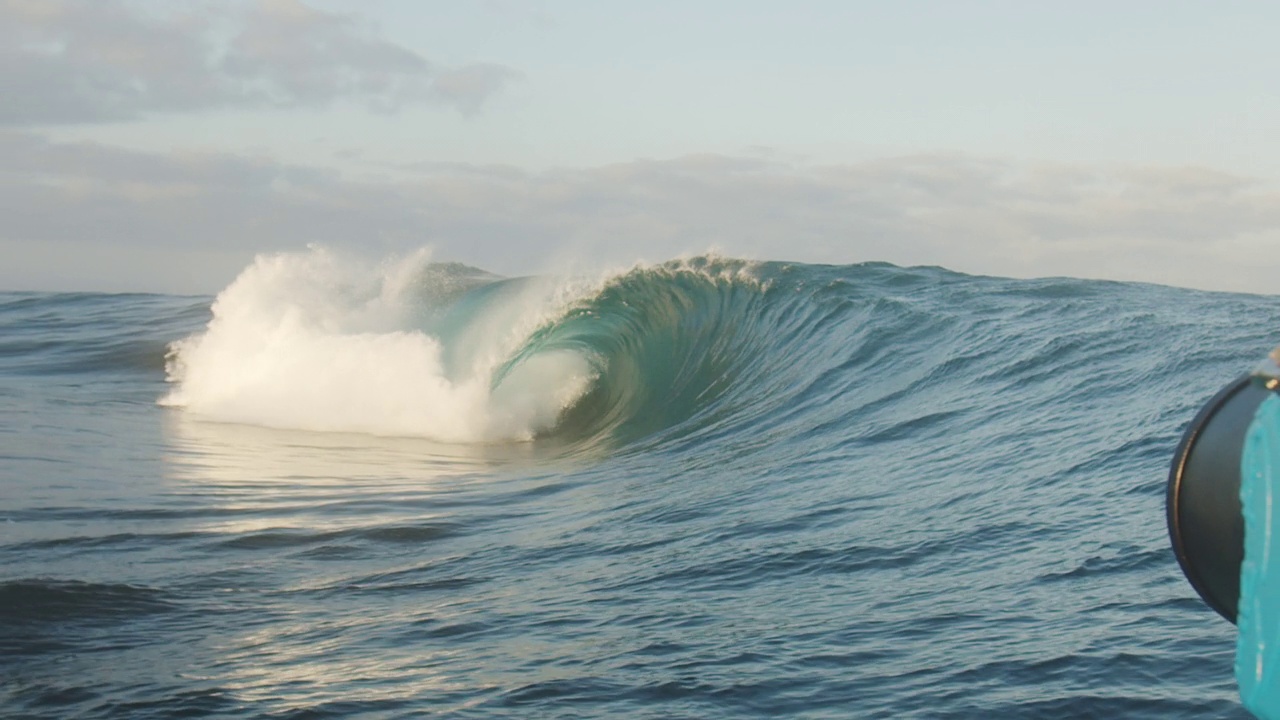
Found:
<box><xmin>0</xmin><ymin>0</ymin><xmax>519</xmax><ymax>125</ymax></box>
<box><xmin>2</xmin><ymin>131</ymin><xmax>1279</xmax><ymax>295</ymax></box>
<box><xmin>431</xmin><ymin>63</ymin><xmax>524</xmax><ymax>117</ymax></box>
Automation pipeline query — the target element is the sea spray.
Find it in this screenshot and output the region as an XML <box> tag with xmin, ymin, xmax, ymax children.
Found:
<box><xmin>161</xmin><ymin>247</ymin><xmax>598</xmax><ymax>441</ymax></box>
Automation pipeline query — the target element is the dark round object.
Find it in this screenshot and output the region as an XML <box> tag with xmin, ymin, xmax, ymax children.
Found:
<box><xmin>1167</xmin><ymin>375</ymin><xmax>1271</xmax><ymax>624</ymax></box>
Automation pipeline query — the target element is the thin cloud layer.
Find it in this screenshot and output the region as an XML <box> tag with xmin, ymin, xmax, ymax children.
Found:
<box><xmin>3</xmin><ymin>131</ymin><xmax>1279</xmax><ymax>294</ymax></box>
<box><xmin>0</xmin><ymin>0</ymin><xmax>518</xmax><ymax>124</ymax></box>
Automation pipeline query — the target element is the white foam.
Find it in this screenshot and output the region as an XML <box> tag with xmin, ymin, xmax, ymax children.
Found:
<box><xmin>161</xmin><ymin>247</ymin><xmax>596</xmax><ymax>442</ymax></box>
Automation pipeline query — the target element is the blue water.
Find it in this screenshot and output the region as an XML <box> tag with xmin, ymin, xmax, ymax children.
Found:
<box><xmin>2</xmin><ymin>253</ymin><xmax>1275</xmax><ymax>718</ymax></box>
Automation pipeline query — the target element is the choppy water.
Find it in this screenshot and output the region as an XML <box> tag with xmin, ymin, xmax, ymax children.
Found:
<box><xmin>2</xmin><ymin>249</ymin><xmax>1276</xmax><ymax>718</ymax></box>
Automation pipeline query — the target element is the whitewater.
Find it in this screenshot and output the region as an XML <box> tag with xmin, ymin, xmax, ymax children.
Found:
<box><xmin>3</xmin><ymin>247</ymin><xmax>1277</xmax><ymax>718</ymax></box>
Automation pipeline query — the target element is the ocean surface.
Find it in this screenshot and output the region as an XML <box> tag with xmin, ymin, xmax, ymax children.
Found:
<box><xmin>2</xmin><ymin>248</ymin><xmax>1277</xmax><ymax>719</ymax></box>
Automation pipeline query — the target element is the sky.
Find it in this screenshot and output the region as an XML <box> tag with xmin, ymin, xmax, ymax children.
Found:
<box><xmin>4</xmin><ymin>0</ymin><xmax>1280</xmax><ymax>295</ymax></box>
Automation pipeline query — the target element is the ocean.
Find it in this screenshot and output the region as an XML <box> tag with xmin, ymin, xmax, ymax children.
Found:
<box><xmin>2</xmin><ymin>248</ymin><xmax>1275</xmax><ymax>719</ymax></box>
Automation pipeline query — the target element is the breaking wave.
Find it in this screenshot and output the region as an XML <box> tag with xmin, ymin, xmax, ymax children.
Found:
<box><xmin>161</xmin><ymin>247</ymin><xmax>780</xmax><ymax>446</ymax></box>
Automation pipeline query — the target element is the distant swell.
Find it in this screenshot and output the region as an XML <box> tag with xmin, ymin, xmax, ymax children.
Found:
<box><xmin>0</xmin><ymin>579</ymin><xmax>175</xmax><ymax>622</ymax></box>
<box><xmin>0</xmin><ymin>292</ymin><xmax>207</xmax><ymax>376</ymax></box>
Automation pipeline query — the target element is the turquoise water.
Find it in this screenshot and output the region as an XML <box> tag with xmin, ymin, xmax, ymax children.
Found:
<box><xmin>1</xmin><ymin>252</ymin><xmax>1274</xmax><ymax>718</ymax></box>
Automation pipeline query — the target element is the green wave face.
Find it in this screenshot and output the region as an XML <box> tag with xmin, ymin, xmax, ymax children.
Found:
<box><xmin>500</xmin><ymin>257</ymin><xmax>776</xmax><ymax>447</ymax></box>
